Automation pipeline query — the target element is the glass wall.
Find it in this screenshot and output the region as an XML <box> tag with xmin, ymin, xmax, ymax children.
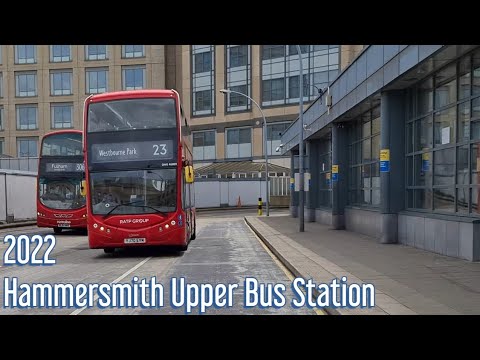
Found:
<box><xmin>406</xmin><ymin>49</ymin><xmax>480</xmax><ymax>216</ymax></box>
<box><xmin>348</xmin><ymin>107</ymin><xmax>381</xmax><ymax>207</ymax></box>
<box><xmin>261</xmin><ymin>45</ymin><xmax>339</xmax><ymax>107</ymax></box>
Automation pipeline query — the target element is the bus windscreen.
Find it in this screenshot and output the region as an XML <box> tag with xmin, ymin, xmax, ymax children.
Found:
<box><xmin>38</xmin><ymin>175</ymin><xmax>86</xmax><ymax>210</ymax></box>
<box><xmin>89</xmin><ymin>168</ymin><xmax>176</xmax><ymax>215</ymax></box>
<box><xmin>87</xmin><ymin>98</ymin><xmax>177</xmax><ymax>133</ymax></box>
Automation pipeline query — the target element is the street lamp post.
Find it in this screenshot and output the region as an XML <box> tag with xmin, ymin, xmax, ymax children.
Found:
<box><xmin>296</xmin><ymin>45</ymin><xmax>305</xmax><ymax>232</ymax></box>
<box><xmin>220</xmin><ymin>89</ymin><xmax>269</xmax><ymax>216</ymax></box>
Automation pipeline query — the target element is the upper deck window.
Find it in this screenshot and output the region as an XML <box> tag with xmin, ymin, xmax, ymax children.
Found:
<box><xmin>87</xmin><ymin>98</ymin><xmax>177</xmax><ymax>133</ymax></box>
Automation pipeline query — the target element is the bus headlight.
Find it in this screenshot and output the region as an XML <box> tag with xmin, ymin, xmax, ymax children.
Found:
<box><xmin>165</xmin><ymin>224</ymin><xmax>169</xmax><ymax>229</ymax></box>
<box><xmin>82</xmin><ymin>214</ymin><xmax>87</xmax><ymax>218</ymax></box>
<box><xmin>100</xmin><ymin>226</ymin><xmax>105</xmax><ymax>231</ymax></box>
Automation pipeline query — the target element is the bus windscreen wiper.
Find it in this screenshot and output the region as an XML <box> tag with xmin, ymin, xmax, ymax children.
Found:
<box><xmin>103</xmin><ymin>200</ymin><xmax>145</xmax><ymax>218</ymax></box>
<box><xmin>104</xmin><ymin>200</ymin><xmax>168</xmax><ymax>218</ymax></box>
<box><xmin>127</xmin><ymin>205</ymin><xmax>168</xmax><ymax>217</ymax></box>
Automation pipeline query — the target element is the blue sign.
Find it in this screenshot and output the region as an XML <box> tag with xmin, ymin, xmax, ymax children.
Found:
<box><xmin>332</xmin><ymin>173</ymin><xmax>338</xmax><ymax>181</ymax></box>
<box><xmin>380</xmin><ymin>160</ymin><xmax>390</xmax><ymax>172</ymax></box>
<box><xmin>422</xmin><ymin>160</ymin><xmax>430</xmax><ymax>172</ymax></box>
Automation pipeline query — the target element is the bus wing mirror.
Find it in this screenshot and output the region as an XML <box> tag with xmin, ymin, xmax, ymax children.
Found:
<box><xmin>185</xmin><ymin>166</ymin><xmax>194</xmax><ymax>184</ymax></box>
<box><xmin>80</xmin><ymin>180</ymin><xmax>87</xmax><ymax>196</ymax></box>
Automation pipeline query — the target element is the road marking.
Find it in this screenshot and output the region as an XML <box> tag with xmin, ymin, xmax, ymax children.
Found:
<box><xmin>244</xmin><ymin>219</ymin><xmax>326</xmax><ymax>316</ymax></box>
<box><xmin>70</xmin><ymin>256</ymin><xmax>152</xmax><ymax>315</ymax></box>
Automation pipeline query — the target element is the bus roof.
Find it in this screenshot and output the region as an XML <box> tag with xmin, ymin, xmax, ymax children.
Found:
<box><xmin>42</xmin><ymin>129</ymin><xmax>83</xmax><ymax>138</ymax></box>
<box><xmin>88</xmin><ymin>89</ymin><xmax>179</xmax><ymax>103</ymax></box>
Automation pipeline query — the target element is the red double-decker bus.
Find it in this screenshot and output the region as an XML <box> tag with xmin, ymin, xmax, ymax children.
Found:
<box><xmin>37</xmin><ymin>130</ymin><xmax>87</xmax><ymax>233</ymax></box>
<box><xmin>83</xmin><ymin>90</ymin><xmax>196</xmax><ymax>253</ymax></box>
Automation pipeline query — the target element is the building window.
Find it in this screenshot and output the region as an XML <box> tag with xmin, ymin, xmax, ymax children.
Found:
<box><xmin>191</xmin><ymin>45</ymin><xmax>215</xmax><ymax>116</ymax></box>
<box><xmin>50</xmin><ymin>70</ymin><xmax>73</xmax><ymax>96</ymax></box>
<box><xmin>194</xmin><ymin>51</ymin><xmax>212</xmax><ymax>73</ymax></box>
<box><xmin>0</xmin><ymin>138</ymin><xmax>4</xmax><ymax>155</ymax></box>
<box><xmin>15</xmin><ymin>71</ymin><xmax>37</xmax><ymax>97</ymax></box>
<box><xmin>262</xmin><ymin>45</ymin><xmax>285</xmax><ymax>60</ymax></box>
<box><xmin>348</xmin><ymin>107</ymin><xmax>381</xmax><ymax>207</ymax></box>
<box><xmin>122</xmin><ymin>45</ymin><xmax>145</xmax><ymax>58</ymax></box>
<box><xmin>17</xmin><ymin>137</ymin><xmax>38</xmax><ymax>157</ymax></box>
<box><xmin>15</xmin><ymin>45</ymin><xmax>36</xmax><ymax>64</ymax></box>
<box><xmin>50</xmin><ymin>45</ymin><xmax>71</xmax><ymax>62</ymax></box>
<box><xmin>406</xmin><ymin>48</ymin><xmax>480</xmax><ymax>216</ymax></box>
<box><xmin>225</xmin><ymin>45</ymin><xmax>251</xmax><ymax>112</ymax></box>
<box><xmin>194</xmin><ymin>90</ymin><xmax>212</xmax><ymax>114</ymax></box>
<box><xmin>263</xmin><ymin>78</ymin><xmax>285</xmax><ymax>102</ymax></box>
<box><xmin>85</xmin><ymin>45</ymin><xmax>107</xmax><ymax>60</ymax></box>
<box><xmin>226</xmin><ymin>127</ymin><xmax>251</xmax><ymax>158</ymax></box>
<box><xmin>122</xmin><ymin>66</ymin><xmax>145</xmax><ymax>90</ymax></box>
<box><xmin>193</xmin><ymin>130</ymin><xmax>216</xmax><ymax>160</ymax></box>
<box><xmin>261</xmin><ymin>45</ymin><xmax>339</xmax><ymax>106</ymax></box>
<box><xmin>267</xmin><ymin>122</ymin><xmax>291</xmax><ymax>156</ymax></box>
<box><xmin>51</xmin><ymin>103</ymin><xmax>73</xmax><ymax>129</ymax></box>
<box><xmin>288</xmin><ymin>74</ymin><xmax>309</xmax><ymax>99</ymax></box>
<box><xmin>16</xmin><ymin>105</ymin><xmax>38</xmax><ymax>130</ymax></box>
<box><xmin>86</xmin><ymin>67</ymin><xmax>108</xmax><ymax>94</ymax></box>
<box><xmin>0</xmin><ymin>106</ymin><xmax>3</xmax><ymax>130</ymax></box>
<box><xmin>318</xmin><ymin>139</ymin><xmax>332</xmax><ymax>208</ymax></box>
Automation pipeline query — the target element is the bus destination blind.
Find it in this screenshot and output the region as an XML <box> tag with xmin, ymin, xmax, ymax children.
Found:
<box><xmin>91</xmin><ymin>140</ymin><xmax>174</xmax><ymax>163</ymax></box>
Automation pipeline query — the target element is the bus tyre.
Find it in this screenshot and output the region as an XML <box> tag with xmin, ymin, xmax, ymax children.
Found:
<box><xmin>53</xmin><ymin>227</ymin><xmax>62</xmax><ymax>234</ymax></box>
<box><xmin>103</xmin><ymin>248</ymin><xmax>115</xmax><ymax>254</ymax></box>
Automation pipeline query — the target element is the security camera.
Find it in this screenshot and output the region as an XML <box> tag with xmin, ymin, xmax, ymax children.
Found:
<box><xmin>275</xmin><ymin>144</ymin><xmax>284</xmax><ymax>152</ymax></box>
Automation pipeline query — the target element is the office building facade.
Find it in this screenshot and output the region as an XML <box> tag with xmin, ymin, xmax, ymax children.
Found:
<box><xmin>172</xmin><ymin>45</ymin><xmax>363</xmax><ymax>171</ymax></box>
<box><xmin>0</xmin><ymin>45</ymin><xmax>363</xmax><ymax>168</ymax></box>
<box><xmin>0</xmin><ymin>45</ymin><xmax>166</xmax><ymax>157</ymax></box>
<box><xmin>281</xmin><ymin>45</ymin><xmax>480</xmax><ymax>261</ymax></box>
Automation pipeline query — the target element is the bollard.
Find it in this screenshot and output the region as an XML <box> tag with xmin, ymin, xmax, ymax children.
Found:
<box><xmin>258</xmin><ymin>197</ymin><xmax>263</xmax><ymax>216</ymax></box>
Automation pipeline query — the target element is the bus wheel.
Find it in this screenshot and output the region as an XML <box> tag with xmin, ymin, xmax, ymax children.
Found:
<box><xmin>103</xmin><ymin>248</ymin><xmax>115</xmax><ymax>254</ymax></box>
<box><xmin>53</xmin><ymin>227</ymin><xmax>62</xmax><ymax>234</ymax></box>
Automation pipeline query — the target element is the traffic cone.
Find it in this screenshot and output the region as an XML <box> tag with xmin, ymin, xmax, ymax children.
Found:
<box><xmin>237</xmin><ymin>196</ymin><xmax>242</xmax><ymax>208</ymax></box>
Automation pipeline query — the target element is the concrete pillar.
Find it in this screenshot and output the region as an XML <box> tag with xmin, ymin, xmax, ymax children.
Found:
<box><xmin>332</xmin><ymin>124</ymin><xmax>348</xmax><ymax>229</ymax></box>
<box><xmin>306</xmin><ymin>140</ymin><xmax>318</xmax><ymax>222</ymax></box>
<box><xmin>380</xmin><ymin>90</ymin><xmax>406</xmax><ymax>244</ymax></box>
<box><xmin>290</xmin><ymin>150</ymin><xmax>299</xmax><ymax>218</ymax></box>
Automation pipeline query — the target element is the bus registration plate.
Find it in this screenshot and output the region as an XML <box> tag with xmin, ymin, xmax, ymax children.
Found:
<box><xmin>124</xmin><ymin>238</ymin><xmax>146</xmax><ymax>244</ymax></box>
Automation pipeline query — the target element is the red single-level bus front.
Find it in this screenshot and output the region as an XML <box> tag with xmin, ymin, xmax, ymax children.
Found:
<box><xmin>83</xmin><ymin>90</ymin><xmax>196</xmax><ymax>253</ymax></box>
<box><xmin>37</xmin><ymin>130</ymin><xmax>87</xmax><ymax>233</ymax></box>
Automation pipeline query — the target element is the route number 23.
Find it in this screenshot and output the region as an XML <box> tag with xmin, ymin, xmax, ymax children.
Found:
<box><xmin>153</xmin><ymin>144</ymin><xmax>167</xmax><ymax>156</ymax></box>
